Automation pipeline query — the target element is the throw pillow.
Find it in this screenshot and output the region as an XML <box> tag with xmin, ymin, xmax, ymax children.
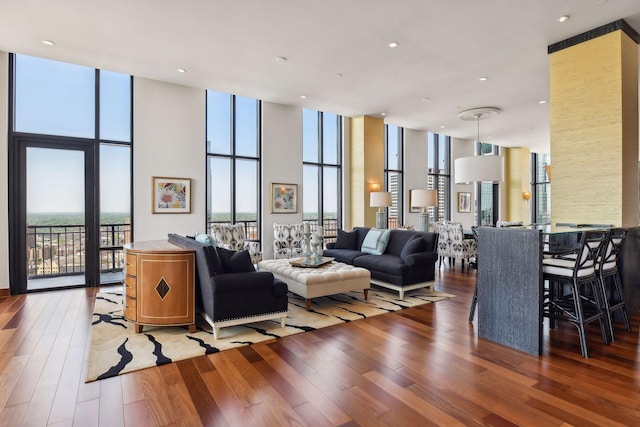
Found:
<box><xmin>361</xmin><ymin>228</ymin><xmax>391</xmax><ymax>255</ymax></box>
<box><xmin>194</xmin><ymin>232</ymin><xmax>217</xmax><ymax>246</ymax></box>
<box><xmin>203</xmin><ymin>245</ymin><xmax>224</xmax><ymax>276</ymax></box>
<box><xmin>334</xmin><ymin>229</ymin><xmax>358</xmax><ymax>250</ymax></box>
<box><xmin>216</xmin><ymin>247</ymin><xmax>255</xmax><ymax>273</ymax></box>
<box><xmin>400</xmin><ymin>235</ymin><xmax>426</xmax><ymax>261</ymax></box>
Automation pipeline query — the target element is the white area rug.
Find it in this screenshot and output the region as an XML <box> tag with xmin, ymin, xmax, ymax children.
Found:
<box><xmin>85</xmin><ymin>286</ymin><xmax>454</xmax><ymax>382</ymax></box>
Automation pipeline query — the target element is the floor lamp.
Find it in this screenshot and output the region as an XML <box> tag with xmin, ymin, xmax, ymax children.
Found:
<box><xmin>370</xmin><ymin>192</ymin><xmax>392</xmax><ymax>229</ymax></box>
<box><xmin>411</xmin><ymin>189</ymin><xmax>438</xmax><ymax>232</ymax></box>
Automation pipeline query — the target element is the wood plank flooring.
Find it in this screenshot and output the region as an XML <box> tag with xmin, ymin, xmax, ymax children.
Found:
<box><xmin>0</xmin><ymin>267</ymin><xmax>639</xmax><ymax>426</ymax></box>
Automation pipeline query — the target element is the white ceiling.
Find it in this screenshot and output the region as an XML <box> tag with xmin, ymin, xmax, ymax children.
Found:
<box><xmin>1</xmin><ymin>0</ymin><xmax>640</xmax><ymax>153</ymax></box>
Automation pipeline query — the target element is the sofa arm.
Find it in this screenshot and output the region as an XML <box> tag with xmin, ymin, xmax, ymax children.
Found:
<box><xmin>211</xmin><ymin>271</ymin><xmax>275</xmax><ymax>293</ymax></box>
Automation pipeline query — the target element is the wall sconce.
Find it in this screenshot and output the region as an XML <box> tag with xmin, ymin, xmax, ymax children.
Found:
<box><xmin>369</xmin><ymin>182</ymin><xmax>381</xmax><ymax>192</ymax></box>
<box><xmin>522</xmin><ymin>191</ymin><xmax>532</xmax><ymax>201</ymax></box>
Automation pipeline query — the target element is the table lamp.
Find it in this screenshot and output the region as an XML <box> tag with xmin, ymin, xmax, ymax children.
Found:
<box><xmin>370</xmin><ymin>191</ymin><xmax>392</xmax><ymax>229</ymax></box>
<box><xmin>411</xmin><ymin>189</ymin><xmax>438</xmax><ymax>231</ymax></box>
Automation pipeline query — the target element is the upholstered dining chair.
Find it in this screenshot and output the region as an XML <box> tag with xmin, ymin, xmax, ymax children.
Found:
<box><xmin>434</xmin><ymin>221</ymin><xmax>450</xmax><ymax>268</ymax></box>
<box><xmin>446</xmin><ymin>222</ymin><xmax>477</xmax><ymax>270</ymax></box>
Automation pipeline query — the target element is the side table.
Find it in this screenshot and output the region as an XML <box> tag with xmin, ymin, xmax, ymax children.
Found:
<box><xmin>123</xmin><ymin>240</ymin><xmax>196</xmax><ymax>333</ymax></box>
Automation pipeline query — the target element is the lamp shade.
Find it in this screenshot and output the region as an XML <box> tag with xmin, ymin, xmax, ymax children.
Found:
<box><xmin>454</xmin><ymin>155</ymin><xmax>504</xmax><ymax>184</ymax></box>
<box><xmin>370</xmin><ymin>191</ymin><xmax>392</xmax><ymax>207</ymax></box>
<box><xmin>411</xmin><ymin>189</ymin><xmax>437</xmax><ymax>207</ymax></box>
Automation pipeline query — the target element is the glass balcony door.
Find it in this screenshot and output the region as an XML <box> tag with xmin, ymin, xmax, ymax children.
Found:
<box><xmin>10</xmin><ymin>137</ymin><xmax>99</xmax><ymax>293</ymax></box>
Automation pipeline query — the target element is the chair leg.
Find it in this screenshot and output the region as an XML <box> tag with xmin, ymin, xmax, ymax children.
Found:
<box><xmin>611</xmin><ymin>273</ymin><xmax>632</xmax><ymax>332</ymax></box>
<box><xmin>468</xmin><ymin>282</ymin><xmax>478</xmax><ymax>321</ymax></box>
<box><xmin>598</xmin><ymin>273</ymin><xmax>616</xmax><ymax>342</ymax></box>
<box><xmin>571</xmin><ymin>281</ymin><xmax>590</xmax><ymax>359</ymax></box>
<box><xmin>590</xmin><ymin>279</ymin><xmax>612</xmax><ymax>345</ymax></box>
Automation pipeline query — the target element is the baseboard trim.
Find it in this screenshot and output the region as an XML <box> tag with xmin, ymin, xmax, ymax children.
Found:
<box><xmin>0</xmin><ymin>289</ymin><xmax>10</xmax><ymax>298</ymax></box>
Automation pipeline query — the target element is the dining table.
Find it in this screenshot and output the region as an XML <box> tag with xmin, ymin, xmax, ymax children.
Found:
<box><xmin>474</xmin><ymin>224</ymin><xmax>612</xmax><ymax>356</ymax></box>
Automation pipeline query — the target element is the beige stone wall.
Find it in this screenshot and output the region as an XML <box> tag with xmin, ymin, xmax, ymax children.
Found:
<box><xmin>550</xmin><ymin>30</ymin><xmax>638</xmax><ymax>227</ymax></box>
<box><xmin>350</xmin><ymin>116</ymin><xmax>384</xmax><ymax>228</ymax></box>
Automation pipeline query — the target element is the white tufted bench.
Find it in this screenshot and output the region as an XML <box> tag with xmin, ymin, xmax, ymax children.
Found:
<box><xmin>258</xmin><ymin>259</ymin><xmax>371</xmax><ymax>310</ymax></box>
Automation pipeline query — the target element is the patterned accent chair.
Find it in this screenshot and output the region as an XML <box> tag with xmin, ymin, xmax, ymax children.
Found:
<box><xmin>273</xmin><ymin>223</ymin><xmax>305</xmax><ymax>259</ymax></box>
<box><xmin>434</xmin><ymin>221</ymin><xmax>450</xmax><ymax>268</ymax></box>
<box><xmin>446</xmin><ymin>222</ymin><xmax>477</xmax><ymax>270</ymax></box>
<box><xmin>210</xmin><ymin>223</ymin><xmax>262</xmax><ymax>264</ymax></box>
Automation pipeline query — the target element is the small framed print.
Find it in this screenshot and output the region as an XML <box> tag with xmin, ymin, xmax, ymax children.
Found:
<box><xmin>458</xmin><ymin>192</ymin><xmax>471</xmax><ymax>213</ymax></box>
<box><xmin>270</xmin><ymin>183</ymin><xmax>297</xmax><ymax>213</ymax></box>
<box><xmin>152</xmin><ymin>176</ymin><xmax>191</xmax><ymax>214</ymax></box>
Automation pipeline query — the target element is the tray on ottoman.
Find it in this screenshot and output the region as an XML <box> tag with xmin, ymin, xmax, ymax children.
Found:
<box><xmin>289</xmin><ymin>257</ymin><xmax>334</xmax><ymax>268</ymax></box>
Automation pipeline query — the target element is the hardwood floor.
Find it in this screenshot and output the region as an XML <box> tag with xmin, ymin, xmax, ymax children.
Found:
<box><xmin>1</xmin><ymin>267</ymin><xmax>639</xmax><ymax>426</ymax></box>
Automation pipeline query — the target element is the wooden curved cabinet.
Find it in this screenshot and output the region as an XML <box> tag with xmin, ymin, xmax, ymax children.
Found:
<box><xmin>123</xmin><ymin>240</ymin><xmax>196</xmax><ymax>333</ymax></box>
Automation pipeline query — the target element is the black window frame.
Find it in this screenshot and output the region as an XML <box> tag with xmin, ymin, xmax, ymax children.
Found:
<box><xmin>427</xmin><ymin>132</ymin><xmax>451</xmax><ymax>222</ymax></box>
<box><xmin>384</xmin><ymin>124</ymin><xmax>403</xmax><ymax>228</ymax></box>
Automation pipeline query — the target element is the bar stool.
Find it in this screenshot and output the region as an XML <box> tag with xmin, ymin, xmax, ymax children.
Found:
<box><xmin>596</xmin><ymin>228</ymin><xmax>631</xmax><ymax>341</ymax></box>
<box><xmin>542</xmin><ymin>230</ymin><xmax>611</xmax><ymax>358</ymax></box>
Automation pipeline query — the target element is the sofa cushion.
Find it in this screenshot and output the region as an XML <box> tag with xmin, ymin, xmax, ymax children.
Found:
<box><xmin>216</xmin><ymin>248</ymin><xmax>255</xmax><ymax>273</ymax></box>
<box><xmin>361</xmin><ymin>228</ymin><xmax>391</xmax><ymax>255</ymax></box>
<box><xmin>334</xmin><ymin>229</ymin><xmax>358</xmax><ymax>250</ymax></box>
<box><xmin>322</xmin><ymin>248</ymin><xmax>365</xmax><ymax>264</ymax></box>
<box><xmin>400</xmin><ymin>235</ymin><xmax>426</xmax><ymax>262</ymax></box>
<box><xmin>353</xmin><ymin>254</ymin><xmax>409</xmax><ymax>276</ymax></box>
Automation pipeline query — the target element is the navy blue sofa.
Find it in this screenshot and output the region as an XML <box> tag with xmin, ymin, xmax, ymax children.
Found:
<box><xmin>323</xmin><ymin>227</ymin><xmax>438</xmax><ymax>299</ymax></box>
<box><xmin>168</xmin><ymin>234</ymin><xmax>288</xmax><ymax>339</ymax></box>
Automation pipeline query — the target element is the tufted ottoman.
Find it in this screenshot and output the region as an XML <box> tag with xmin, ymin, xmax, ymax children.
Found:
<box><xmin>258</xmin><ymin>259</ymin><xmax>371</xmax><ymax>310</ymax></box>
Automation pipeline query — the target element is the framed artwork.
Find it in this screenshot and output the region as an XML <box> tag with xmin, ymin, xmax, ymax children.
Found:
<box><xmin>458</xmin><ymin>192</ymin><xmax>471</xmax><ymax>213</ymax></box>
<box><xmin>152</xmin><ymin>176</ymin><xmax>191</xmax><ymax>214</ymax></box>
<box><xmin>270</xmin><ymin>183</ymin><xmax>297</xmax><ymax>213</ymax></box>
<box><xmin>409</xmin><ymin>189</ymin><xmax>421</xmax><ymax>213</ymax></box>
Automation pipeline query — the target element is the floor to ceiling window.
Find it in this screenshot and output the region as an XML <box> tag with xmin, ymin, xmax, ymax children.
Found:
<box><xmin>9</xmin><ymin>54</ymin><xmax>132</xmax><ymax>293</ymax></box>
<box><xmin>302</xmin><ymin>109</ymin><xmax>342</xmax><ymax>242</ymax></box>
<box><xmin>206</xmin><ymin>91</ymin><xmax>261</xmax><ymax>245</ymax></box>
<box><xmin>385</xmin><ymin>125</ymin><xmax>403</xmax><ymax>229</ymax></box>
<box><xmin>427</xmin><ymin>132</ymin><xmax>450</xmax><ymax>222</ymax></box>
<box><xmin>532</xmin><ymin>153</ymin><xmax>551</xmax><ymax>224</ymax></box>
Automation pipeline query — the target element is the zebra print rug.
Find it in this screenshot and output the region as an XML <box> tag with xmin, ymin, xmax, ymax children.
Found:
<box><xmin>85</xmin><ymin>286</ymin><xmax>453</xmax><ymax>382</ymax></box>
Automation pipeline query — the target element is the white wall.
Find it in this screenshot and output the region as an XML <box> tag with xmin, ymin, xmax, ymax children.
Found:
<box><xmin>450</xmin><ymin>137</ymin><xmax>475</xmax><ymax>228</ymax></box>
<box><xmin>404</xmin><ymin>129</ymin><xmax>428</xmax><ymax>228</ymax></box>
<box><xmin>0</xmin><ymin>51</ymin><xmax>8</xmax><ymax>290</ymax></box>
<box><xmin>261</xmin><ymin>101</ymin><xmax>303</xmax><ymax>258</ymax></box>
<box><xmin>133</xmin><ymin>77</ymin><xmax>205</xmax><ymax>241</ymax></box>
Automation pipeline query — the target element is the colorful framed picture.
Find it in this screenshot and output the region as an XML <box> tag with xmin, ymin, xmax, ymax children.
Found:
<box><xmin>270</xmin><ymin>183</ymin><xmax>297</xmax><ymax>213</ymax></box>
<box><xmin>458</xmin><ymin>192</ymin><xmax>471</xmax><ymax>213</ymax></box>
<box><xmin>152</xmin><ymin>176</ymin><xmax>191</xmax><ymax>214</ymax></box>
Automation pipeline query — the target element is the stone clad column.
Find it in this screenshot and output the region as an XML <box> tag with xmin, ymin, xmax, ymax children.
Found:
<box><xmin>549</xmin><ymin>20</ymin><xmax>639</xmax><ymax>227</ymax></box>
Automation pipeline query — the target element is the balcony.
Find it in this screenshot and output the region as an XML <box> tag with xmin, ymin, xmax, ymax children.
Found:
<box><xmin>27</xmin><ymin>223</ymin><xmax>131</xmax><ymax>290</ymax></box>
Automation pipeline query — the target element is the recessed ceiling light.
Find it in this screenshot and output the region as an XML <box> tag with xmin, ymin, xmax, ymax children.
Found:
<box><xmin>42</xmin><ymin>40</ymin><xmax>55</xmax><ymax>46</ymax></box>
<box><xmin>538</xmin><ymin>100</ymin><xmax>547</xmax><ymax>104</ymax></box>
<box><xmin>421</xmin><ymin>97</ymin><xmax>431</xmax><ymax>101</ymax></box>
<box><xmin>556</xmin><ymin>15</ymin><xmax>570</xmax><ymax>23</ymax></box>
<box><xmin>440</xmin><ymin>125</ymin><xmax>446</xmax><ymax>129</ymax></box>
<box><xmin>300</xmin><ymin>95</ymin><xmax>307</xmax><ymax>99</ymax></box>
<box><xmin>275</xmin><ymin>56</ymin><xmax>287</xmax><ymax>63</ymax></box>
<box><xmin>388</xmin><ymin>41</ymin><xmax>399</xmax><ymax>48</ymax></box>
<box><xmin>177</xmin><ymin>68</ymin><xmax>187</xmax><ymax>73</ymax></box>
<box><xmin>380</xmin><ymin>112</ymin><xmax>387</xmax><ymax>116</ymax></box>
<box><xmin>336</xmin><ymin>73</ymin><xmax>343</xmax><ymax>78</ymax></box>
<box><xmin>478</xmin><ymin>76</ymin><xmax>488</xmax><ymax>81</ymax></box>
